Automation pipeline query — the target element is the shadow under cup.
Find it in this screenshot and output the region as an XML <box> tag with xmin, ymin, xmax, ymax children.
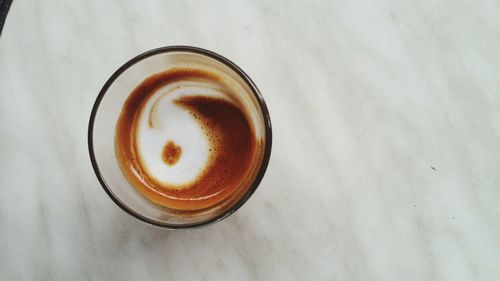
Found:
<box><xmin>88</xmin><ymin>46</ymin><xmax>272</xmax><ymax>229</ymax></box>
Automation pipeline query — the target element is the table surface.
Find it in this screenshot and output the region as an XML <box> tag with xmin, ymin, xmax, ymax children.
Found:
<box><xmin>1</xmin><ymin>0</ymin><xmax>499</xmax><ymax>280</ymax></box>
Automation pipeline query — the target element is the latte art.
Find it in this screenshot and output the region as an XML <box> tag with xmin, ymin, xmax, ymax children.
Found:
<box><xmin>137</xmin><ymin>81</ymin><xmax>224</xmax><ymax>186</ymax></box>
<box><xmin>115</xmin><ymin>68</ymin><xmax>259</xmax><ymax>210</ymax></box>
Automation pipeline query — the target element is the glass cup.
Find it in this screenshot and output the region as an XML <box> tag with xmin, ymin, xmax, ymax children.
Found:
<box><xmin>88</xmin><ymin>46</ymin><xmax>272</xmax><ymax>229</ymax></box>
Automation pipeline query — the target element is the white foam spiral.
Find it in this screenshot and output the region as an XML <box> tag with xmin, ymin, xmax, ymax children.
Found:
<box><xmin>136</xmin><ymin>81</ymin><xmax>228</xmax><ymax>186</ymax></box>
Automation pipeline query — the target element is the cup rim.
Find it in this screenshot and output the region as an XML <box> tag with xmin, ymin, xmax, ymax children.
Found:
<box><xmin>88</xmin><ymin>46</ymin><xmax>272</xmax><ymax>229</ymax></box>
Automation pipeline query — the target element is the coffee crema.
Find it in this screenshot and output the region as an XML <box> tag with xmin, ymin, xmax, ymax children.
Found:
<box><xmin>115</xmin><ymin>68</ymin><xmax>258</xmax><ymax>211</ymax></box>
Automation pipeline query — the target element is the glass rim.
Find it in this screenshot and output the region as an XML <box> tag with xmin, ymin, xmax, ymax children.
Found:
<box><xmin>88</xmin><ymin>46</ymin><xmax>272</xmax><ymax>229</ymax></box>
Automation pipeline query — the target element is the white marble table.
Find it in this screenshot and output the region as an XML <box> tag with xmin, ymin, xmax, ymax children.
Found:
<box><xmin>1</xmin><ymin>0</ymin><xmax>499</xmax><ymax>280</ymax></box>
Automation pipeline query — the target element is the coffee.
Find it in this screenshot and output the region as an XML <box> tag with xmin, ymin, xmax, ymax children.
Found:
<box><xmin>115</xmin><ymin>68</ymin><xmax>259</xmax><ymax>211</ymax></box>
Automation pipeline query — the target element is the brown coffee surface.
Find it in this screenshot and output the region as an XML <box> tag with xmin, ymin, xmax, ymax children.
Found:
<box><xmin>162</xmin><ymin>141</ymin><xmax>181</xmax><ymax>166</ymax></box>
<box><xmin>115</xmin><ymin>68</ymin><xmax>257</xmax><ymax>210</ymax></box>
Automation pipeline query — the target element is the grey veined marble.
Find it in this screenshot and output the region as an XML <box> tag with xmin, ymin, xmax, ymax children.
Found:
<box><xmin>0</xmin><ymin>0</ymin><xmax>499</xmax><ymax>280</ymax></box>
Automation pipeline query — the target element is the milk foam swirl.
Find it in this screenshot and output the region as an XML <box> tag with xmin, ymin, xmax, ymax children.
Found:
<box><xmin>137</xmin><ymin>81</ymin><xmax>228</xmax><ymax>186</ymax></box>
<box><xmin>115</xmin><ymin>68</ymin><xmax>258</xmax><ymax>210</ymax></box>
